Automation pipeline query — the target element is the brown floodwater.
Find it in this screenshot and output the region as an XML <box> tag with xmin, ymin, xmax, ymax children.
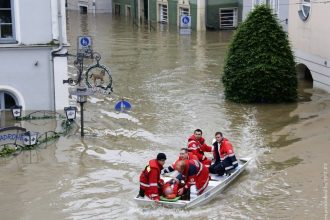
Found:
<box><xmin>0</xmin><ymin>11</ymin><xmax>329</xmax><ymax>220</ymax></box>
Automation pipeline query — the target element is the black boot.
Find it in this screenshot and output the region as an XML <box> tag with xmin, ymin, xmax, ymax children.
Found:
<box><xmin>138</xmin><ymin>189</ymin><xmax>145</xmax><ymax>198</ymax></box>
<box><xmin>180</xmin><ymin>188</ymin><xmax>190</xmax><ymax>201</ymax></box>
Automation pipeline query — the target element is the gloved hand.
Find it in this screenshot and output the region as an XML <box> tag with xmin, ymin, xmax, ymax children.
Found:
<box><xmin>158</xmin><ymin>179</ymin><xmax>164</xmax><ymax>187</ymax></box>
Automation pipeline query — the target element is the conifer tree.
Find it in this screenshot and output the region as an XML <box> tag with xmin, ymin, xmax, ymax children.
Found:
<box><xmin>222</xmin><ymin>5</ymin><xmax>297</xmax><ymax>103</ymax></box>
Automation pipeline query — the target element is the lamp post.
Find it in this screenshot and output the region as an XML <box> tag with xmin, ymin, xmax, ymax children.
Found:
<box><xmin>22</xmin><ymin>131</ymin><xmax>38</xmax><ymax>146</ymax></box>
<box><xmin>64</xmin><ymin>106</ymin><xmax>77</xmax><ymax>121</ymax></box>
<box><xmin>63</xmin><ymin>36</ymin><xmax>112</xmax><ymax>137</ymax></box>
<box><xmin>11</xmin><ymin>105</ymin><xmax>22</xmax><ymax>119</ymax></box>
<box><xmin>70</xmin><ymin>87</ymin><xmax>92</xmax><ymax>137</ymax></box>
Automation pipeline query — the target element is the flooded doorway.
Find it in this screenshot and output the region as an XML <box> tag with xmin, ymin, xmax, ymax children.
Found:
<box><xmin>0</xmin><ymin>91</ymin><xmax>17</xmax><ymax>110</ymax></box>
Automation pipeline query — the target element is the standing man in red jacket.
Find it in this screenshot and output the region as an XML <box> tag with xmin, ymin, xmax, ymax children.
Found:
<box><xmin>187</xmin><ymin>129</ymin><xmax>212</xmax><ymax>167</ymax></box>
<box><xmin>139</xmin><ymin>153</ymin><xmax>167</xmax><ymax>201</ymax></box>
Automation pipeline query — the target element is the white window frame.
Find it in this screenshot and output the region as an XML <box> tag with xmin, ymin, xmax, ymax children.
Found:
<box><xmin>0</xmin><ymin>0</ymin><xmax>15</xmax><ymax>43</ymax></box>
<box><xmin>267</xmin><ymin>0</ymin><xmax>279</xmax><ymax>15</ymax></box>
<box><xmin>179</xmin><ymin>7</ymin><xmax>190</xmax><ymax>16</ymax></box>
<box><xmin>219</xmin><ymin>8</ymin><xmax>238</xmax><ymax>29</ymax></box>
<box><xmin>159</xmin><ymin>4</ymin><xmax>168</xmax><ymax>23</ymax></box>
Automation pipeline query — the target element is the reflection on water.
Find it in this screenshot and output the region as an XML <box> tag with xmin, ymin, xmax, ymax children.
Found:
<box><xmin>264</xmin><ymin>156</ymin><xmax>304</xmax><ymax>171</ymax></box>
<box><xmin>0</xmin><ymin>11</ymin><xmax>329</xmax><ymax>220</ymax></box>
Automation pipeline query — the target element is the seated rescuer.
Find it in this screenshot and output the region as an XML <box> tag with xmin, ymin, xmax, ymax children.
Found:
<box><xmin>162</xmin><ymin>148</ymin><xmax>198</xmax><ymax>174</ymax></box>
<box><xmin>187</xmin><ymin>129</ymin><xmax>212</xmax><ymax>168</ymax></box>
<box><xmin>175</xmin><ymin>159</ymin><xmax>210</xmax><ymax>196</ymax></box>
<box><xmin>139</xmin><ymin>153</ymin><xmax>166</xmax><ymax>201</ymax></box>
<box><xmin>209</xmin><ymin>132</ymin><xmax>238</xmax><ymax>176</ymax></box>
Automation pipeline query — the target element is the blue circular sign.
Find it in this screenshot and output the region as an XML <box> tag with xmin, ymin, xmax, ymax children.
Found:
<box><xmin>115</xmin><ymin>100</ymin><xmax>132</xmax><ymax>111</ymax></box>
<box><xmin>182</xmin><ymin>16</ymin><xmax>190</xmax><ymax>24</ymax></box>
<box><xmin>80</xmin><ymin>37</ymin><xmax>90</xmax><ymax>46</ymax></box>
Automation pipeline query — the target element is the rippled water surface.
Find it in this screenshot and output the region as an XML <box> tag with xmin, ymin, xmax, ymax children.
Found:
<box><xmin>0</xmin><ymin>11</ymin><xmax>329</xmax><ymax>220</ymax></box>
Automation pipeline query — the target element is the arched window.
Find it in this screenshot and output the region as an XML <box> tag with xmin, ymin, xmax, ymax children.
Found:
<box><xmin>0</xmin><ymin>91</ymin><xmax>18</xmax><ymax>110</ymax></box>
<box><xmin>298</xmin><ymin>0</ymin><xmax>311</xmax><ymax>21</ymax></box>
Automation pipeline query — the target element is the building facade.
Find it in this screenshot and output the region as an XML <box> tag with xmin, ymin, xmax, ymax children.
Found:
<box><xmin>242</xmin><ymin>0</ymin><xmax>288</xmax><ymax>31</ymax></box>
<box><xmin>0</xmin><ymin>0</ymin><xmax>69</xmax><ymax>112</ymax></box>
<box><xmin>66</xmin><ymin>0</ymin><xmax>112</xmax><ymax>13</ymax></box>
<box><xmin>288</xmin><ymin>1</ymin><xmax>330</xmax><ymax>92</ymax></box>
<box><xmin>112</xmin><ymin>0</ymin><xmax>242</xmax><ymax>31</ymax></box>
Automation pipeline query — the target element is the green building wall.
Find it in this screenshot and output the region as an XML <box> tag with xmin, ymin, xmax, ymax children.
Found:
<box><xmin>112</xmin><ymin>0</ymin><xmax>137</xmax><ymax>18</ymax></box>
<box><xmin>112</xmin><ymin>0</ymin><xmax>242</xmax><ymax>30</ymax></box>
<box><xmin>149</xmin><ymin>0</ymin><xmax>157</xmax><ymax>22</ymax></box>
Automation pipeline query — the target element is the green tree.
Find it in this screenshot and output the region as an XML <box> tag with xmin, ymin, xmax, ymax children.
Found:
<box><xmin>222</xmin><ymin>5</ymin><xmax>297</xmax><ymax>103</ymax></box>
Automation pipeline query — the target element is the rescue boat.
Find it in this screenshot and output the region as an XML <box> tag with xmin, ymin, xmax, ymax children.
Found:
<box><xmin>134</xmin><ymin>157</ymin><xmax>251</xmax><ymax>209</ymax></box>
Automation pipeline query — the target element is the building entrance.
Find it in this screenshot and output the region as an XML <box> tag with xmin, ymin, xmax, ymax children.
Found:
<box><xmin>0</xmin><ymin>91</ymin><xmax>18</xmax><ymax>110</ymax></box>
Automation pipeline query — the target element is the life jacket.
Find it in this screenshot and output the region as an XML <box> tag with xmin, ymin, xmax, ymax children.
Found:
<box><xmin>181</xmin><ymin>159</ymin><xmax>210</xmax><ymax>195</ymax></box>
<box><xmin>187</xmin><ymin>135</ymin><xmax>212</xmax><ymax>162</ymax></box>
<box><xmin>139</xmin><ymin>159</ymin><xmax>163</xmax><ymax>200</ymax></box>
<box><xmin>213</xmin><ymin>138</ymin><xmax>238</xmax><ymax>171</ymax></box>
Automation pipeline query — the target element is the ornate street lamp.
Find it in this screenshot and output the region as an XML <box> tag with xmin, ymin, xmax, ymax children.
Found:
<box><xmin>64</xmin><ymin>106</ymin><xmax>77</xmax><ymax>121</ymax></box>
<box><xmin>22</xmin><ymin>131</ymin><xmax>38</xmax><ymax>146</ymax></box>
<box><xmin>11</xmin><ymin>105</ymin><xmax>22</xmax><ymax>119</ymax></box>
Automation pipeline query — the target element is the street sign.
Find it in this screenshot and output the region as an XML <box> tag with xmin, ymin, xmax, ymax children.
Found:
<box><xmin>180</xmin><ymin>15</ymin><xmax>191</xmax><ymax>28</ymax></box>
<box><xmin>115</xmin><ymin>99</ymin><xmax>132</xmax><ymax>111</ymax></box>
<box><xmin>77</xmin><ymin>36</ymin><xmax>92</xmax><ymax>55</ymax></box>
<box><xmin>180</xmin><ymin>28</ymin><xmax>192</xmax><ymax>35</ymax></box>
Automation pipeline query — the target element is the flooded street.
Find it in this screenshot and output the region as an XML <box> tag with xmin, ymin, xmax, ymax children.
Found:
<box><xmin>0</xmin><ymin>11</ymin><xmax>329</xmax><ymax>219</ymax></box>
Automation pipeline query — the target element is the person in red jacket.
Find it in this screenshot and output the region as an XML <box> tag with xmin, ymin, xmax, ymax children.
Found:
<box><xmin>139</xmin><ymin>153</ymin><xmax>167</xmax><ymax>201</ymax></box>
<box><xmin>175</xmin><ymin>159</ymin><xmax>210</xmax><ymax>196</ymax></box>
<box><xmin>209</xmin><ymin>132</ymin><xmax>238</xmax><ymax>176</ymax></box>
<box><xmin>187</xmin><ymin>129</ymin><xmax>212</xmax><ymax>167</ymax></box>
<box><xmin>162</xmin><ymin>148</ymin><xmax>198</xmax><ymax>174</ymax></box>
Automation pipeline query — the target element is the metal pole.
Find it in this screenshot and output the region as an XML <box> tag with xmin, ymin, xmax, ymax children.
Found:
<box><xmin>80</xmin><ymin>101</ymin><xmax>84</xmax><ymax>137</ymax></box>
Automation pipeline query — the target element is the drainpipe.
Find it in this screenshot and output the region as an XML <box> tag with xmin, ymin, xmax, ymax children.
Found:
<box><xmin>50</xmin><ymin>0</ymin><xmax>66</xmax><ymax>111</ymax></box>
<box><xmin>51</xmin><ymin>0</ymin><xmax>63</xmax><ymax>55</ymax></box>
<box><xmin>93</xmin><ymin>0</ymin><xmax>96</xmax><ymax>14</ymax></box>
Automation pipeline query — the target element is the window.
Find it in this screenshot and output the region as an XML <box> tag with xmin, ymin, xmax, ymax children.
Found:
<box><xmin>219</xmin><ymin>8</ymin><xmax>238</xmax><ymax>29</ymax></box>
<box><xmin>114</xmin><ymin>4</ymin><xmax>120</xmax><ymax>15</ymax></box>
<box><xmin>179</xmin><ymin>7</ymin><xmax>189</xmax><ymax>16</ymax></box>
<box><xmin>254</xmin><ymin>0</ymin><xmax>279</xmax><ymax>14</ymax></box>
<box><xmin>298</xmin><ymin>0</ymin><xmax>311</xmax><ymax>21</ymax></box>
<box><xmin>0</xmin><ymin>0</ymin><xmax>15</xmax><ymax>43</ymax></box>
<box><xmin>126</xmin><ymin>5</ymin><xmax>131</xmax><ymax>17</ymax></box>
<box><xmin>159</xmin><ymin>4</ymin><xmax>168</xmax><ymax>23</ymax></box>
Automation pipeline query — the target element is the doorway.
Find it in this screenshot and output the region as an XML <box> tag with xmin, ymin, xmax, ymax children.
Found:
<box><xmin>0</xmin><ymin>91</ymin><xmax>18</xmax><ymax>110</ymax></box>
